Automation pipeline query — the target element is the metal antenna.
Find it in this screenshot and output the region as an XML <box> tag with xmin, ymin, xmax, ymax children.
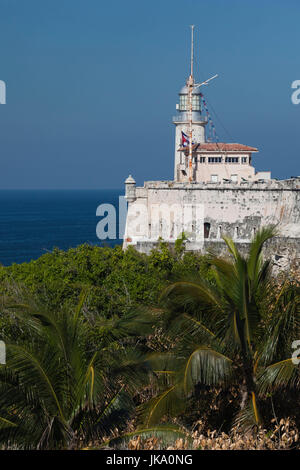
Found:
<box><xmin>190</xmin><ymin>24</ymin><xmax>194</xmax><ymax>79</ymax></box>
<box><xmin>185</xmin><ymin>26</ymin><xmax>218</xmax><ymax>182</ymax></box>
<box><xmin>188</xmin><ymin>25</ymin><xmax>195</xmax><ymax>182</ymax></box>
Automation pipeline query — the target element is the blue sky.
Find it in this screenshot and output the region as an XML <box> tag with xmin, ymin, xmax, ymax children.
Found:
<box><xmin>0</xmin><ymin>0</ymin><xmax>299</xmax><ymax>189</ymax></box>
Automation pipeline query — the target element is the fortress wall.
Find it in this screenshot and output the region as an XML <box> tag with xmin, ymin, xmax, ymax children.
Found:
<box><xmin>134</xmin><ymin>237</ymin><xmax>300</xmax><ymax>275</ymax></box>
<box><xmin>128</xmin><ymin>180</ymin><xmax>300</xmax><ymax>243</ymax></box>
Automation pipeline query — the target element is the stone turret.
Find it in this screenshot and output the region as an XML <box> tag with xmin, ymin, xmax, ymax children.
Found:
<box><xmin>124</xmin><ymin>175</ymin><xmax>136</xmax><ymax>203</ymax></box>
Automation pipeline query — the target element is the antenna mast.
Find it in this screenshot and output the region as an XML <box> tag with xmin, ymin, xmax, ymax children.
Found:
<box><xmin>185</xmin><ymin>26</ymin><xmax>218</xmax><ymax>182</ymax></box>
<box><xmin>190</xmin><ymin>24</ymin><xmax>194</xmax><ymax>78</ymax></box>
<box><xmin>188</xmin><ymin>25</ymin><xmax>194</xmax><ymax>182</ymax></box>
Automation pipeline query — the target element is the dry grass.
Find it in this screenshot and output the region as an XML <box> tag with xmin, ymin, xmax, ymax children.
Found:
<box><xmin>126</xmin><ymin>418</ymin><xmax>299</xmax><ymax>450</ymax></box>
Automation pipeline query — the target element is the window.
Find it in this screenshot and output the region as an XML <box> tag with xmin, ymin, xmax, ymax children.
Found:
<box><xmin>241</xmin><ymin>157</ymin><xmax>248</xmax><ymax>164</ymax></box>
<box><xmin>179</xmin><ymin>95</ymin><xmax>188</xmax><ymax>110</ymax></box>
<box><xmin>159</xmin><ymin>218</ymin><xmax>163</xmax><ymax>237</ymax></box>
<box><xmin>225</xmin><ymin>157</ymin><xmax>239</xmax><ymax>163</ymax></box>
<box><xmin>170</xmin><ymin>221</ymin><xmax>174</xmax><ymax>239</ymax></box>
<box><xmin>208</xmin><ymin>157</ymin><xmax>222</xmax><ymax>163</ymax></box>
<box><xmin>217</xmin><ymin>225</ymin><xmax>222</xmax><ymax>239</ymax></box>
<box><xmin>192</xmin><ymin>95</ymin><xmax>200</xmax><ymax>111</ymax></box>
<box><xmin>199</xmin><ymin>156</ymin><xmax>206</xmax><ymax>163</ymax></box>
<box><xmin>231</xmin><ymin>174</ymin><xmax>238</xmax><ymax>183</ymax></box>
<box><xmin>204</xmin><ymin>222</ymin><xmax>211</xmax><ymax>239</ymax></box>
<box><xmin>179</xmin><ymin>94</ymin><xmax>200</xmax><ymax>111</ymax></box>
<box><xmin>211</xmin><ymin>174</ymin><xmax>218</xmax><ymax>183</ymax></box>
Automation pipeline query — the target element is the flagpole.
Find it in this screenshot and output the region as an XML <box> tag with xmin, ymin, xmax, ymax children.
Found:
<box><xmin>188</xmin><ymin>25</ymin><xmax>194</xmax><ymax>182</ymax></box>
<box><xmin>184</xmin><ymin>26</ymin><xmax>218</xmax><ymax>182</ymax></box>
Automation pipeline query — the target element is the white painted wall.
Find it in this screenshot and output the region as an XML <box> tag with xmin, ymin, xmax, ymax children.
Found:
<box><xmin>174</xmin><ymin>122</ymin><xmax>206</xmax><ymax>179</ymax></box>
<box><xmin>123</xmin><ymin>179</ymin><xmax>300</xmax><ymax>249</ymax></box>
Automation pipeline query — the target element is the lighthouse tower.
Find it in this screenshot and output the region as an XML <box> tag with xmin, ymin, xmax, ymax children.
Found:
<box><xmin>173</xmin><ymin>85</ymin><xmax>208</xmax><ymax>180</ymax></box>
<box><xmin>172</xmin><ymin>26</ymin><xmax>217</xmax><ymax>181</ymax></box>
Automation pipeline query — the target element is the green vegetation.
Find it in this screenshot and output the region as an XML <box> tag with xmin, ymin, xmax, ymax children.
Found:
<box><xmin>144</xmin><ymin>227</ymin><xmax>300</xmax><ymax>430</ymax></box>
<box><xmin>0</xmin><ymin>229</ymin><xmax>299</xmax><ymax>449</ymax></box>
<box><xmin>0</xmin><ymin>243</ymin><xmax>211</xmax><ymax>317</ymax></box>
<box><xmin>0</xmin><ymin>292</ymin><xmax>153</xmax><ymax>449</ymax></box>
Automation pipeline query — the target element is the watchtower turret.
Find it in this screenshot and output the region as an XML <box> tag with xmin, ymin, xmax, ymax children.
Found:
<box><xmin>124</xmin><ymin>175</ymin><xmax>136</xmax><ymax>203</ymax></box>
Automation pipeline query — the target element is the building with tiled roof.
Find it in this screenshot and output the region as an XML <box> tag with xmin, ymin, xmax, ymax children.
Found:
<box><xmin>173</xmin><ymin>85</ymin><xmax>270</xmax><ymax>184</ymax></box>
<box><xmin>122</xmin><ymin>30</ymin><xmax>299</xmax><ymax>272</ymax></box>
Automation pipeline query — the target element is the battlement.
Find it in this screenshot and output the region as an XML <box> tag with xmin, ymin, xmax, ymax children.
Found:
<box><xmin>139</xmin><ymin>177</ymin><xmax>300</xmax><ymax>192</ymax></box>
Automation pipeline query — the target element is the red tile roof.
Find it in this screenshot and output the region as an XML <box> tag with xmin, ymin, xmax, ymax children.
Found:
<box><xmin>179</xmin><ymin>143</ymin><xmax>258</xmax><ymax>152</ymax></box>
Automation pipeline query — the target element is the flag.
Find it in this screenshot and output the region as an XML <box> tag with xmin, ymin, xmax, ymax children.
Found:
<box><xmin>181</xmin><ymin>131</ymin><xmax>194</xmax><ymax>147</ymax></box>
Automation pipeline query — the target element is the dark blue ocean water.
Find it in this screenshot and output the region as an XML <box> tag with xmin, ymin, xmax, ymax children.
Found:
<box><xmin>0</xmin><ymin>190</ymin><xmax>123</xmax><ymax>266</ymax></box>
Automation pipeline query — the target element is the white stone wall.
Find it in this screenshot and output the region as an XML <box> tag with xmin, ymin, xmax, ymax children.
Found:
<box><xmin>123</xmin><ymin>179</ymin><xmax>300</xmax><ymax>250</ymax></box>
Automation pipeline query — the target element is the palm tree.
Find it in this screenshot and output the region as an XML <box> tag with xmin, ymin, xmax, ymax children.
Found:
<box><xmin>0</xmin><ymin>290</ymin><xmax>153</xmax><ymax>449</ymax></box>
<box><xmin>143</xmin><ymin>226</ymin><xmax>300</xmax><ymax>428</ymax></box>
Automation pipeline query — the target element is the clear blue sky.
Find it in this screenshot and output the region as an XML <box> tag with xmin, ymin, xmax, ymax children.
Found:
<box><xmin>0</xmin><ymin>0</ymin><xmax>299</xmax><ymax>189</ymax></box>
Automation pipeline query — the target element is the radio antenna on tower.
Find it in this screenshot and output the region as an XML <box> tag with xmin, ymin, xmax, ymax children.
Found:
<box><xmin>186</xmin><ymin>26</ymin><xmax>218</xmax><ymax>182</ymax></box>
<box><xmin>188</xmin><ymin>25</ymin><xmax>195</xmax><ymax>182</ymax></box>
<box><xmin>190</xmin><ymin>24</ymin><xmax>194</xmax><ymax>79</ymax></box>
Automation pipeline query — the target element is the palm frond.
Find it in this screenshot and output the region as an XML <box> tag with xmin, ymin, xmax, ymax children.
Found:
<box><xmin>247</xmin><ymin>225</ymin><xmax>277</xmax><ymax>283</ymax></box>
<box><xmin>104</xmin><ymin>424</ymin><xmax>192</xmax><ymax>449</ymax></box>
<box><xmin>179</xmin><ymin>346</ymin><xmax>233</xmax><ymax>394</ymax></box>
<box><xmin>142</xmin><ymin>385</ymin><xmax>185</xmax><ymax>427</ymax></box>
<box><xmin>234</xmin><ymin>393</ymin><xmax>262</xmax><ymax>430</ymax></box>
<box><xmin>260</xmin><ymin>281</ymin><xmax>300</xmax><ymax>364</ymax></box>
<box><xmin>258</xmin><ymin>358</ymin><xmax>300</xmax><ymax>394</ymax></box>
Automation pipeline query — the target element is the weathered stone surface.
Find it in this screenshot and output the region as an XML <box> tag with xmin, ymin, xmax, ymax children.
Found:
<box><xmin>123</xmin><ymin>178</ymin><xmax>300</xmax><ymax>272</ymax></box>
<box><xmin>134</xmin><ymin>237</ymin><xmax>300</xmax><ymax>276</ymax></box>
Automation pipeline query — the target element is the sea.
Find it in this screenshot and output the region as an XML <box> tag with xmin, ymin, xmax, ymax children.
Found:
<box><xmin>0</xmin><ymin>190</ymin><xmax>123</xmax><ymax>266</ymax></box>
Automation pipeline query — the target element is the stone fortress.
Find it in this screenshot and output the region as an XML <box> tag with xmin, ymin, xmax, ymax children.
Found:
<box><xmin>123</xmin><ymin>30</ymin><xmax>300</xmax><ymax>271</ymax></box>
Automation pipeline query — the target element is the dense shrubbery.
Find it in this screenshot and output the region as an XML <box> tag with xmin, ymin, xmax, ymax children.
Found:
<box><xmin>0</xmin><ymin>233</ymin><xmax>299</xmax><ymax>450</ymax></box>
<box><xmin>0</xmin><ymin>242</ymin><xmax>212</xmax><ymax>317</ymax></box>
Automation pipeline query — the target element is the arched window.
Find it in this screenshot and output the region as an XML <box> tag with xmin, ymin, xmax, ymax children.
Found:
<box><xmin>204</xmin><ymin>222</ymin><xmax>211</xmax><ymax>239</ymax></box>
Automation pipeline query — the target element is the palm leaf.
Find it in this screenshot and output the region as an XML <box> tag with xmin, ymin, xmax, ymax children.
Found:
<box><xmin>258</xmin><ymin>358</ymin><xmax>300</xmax><ymax>393</ymax></box>
<box><xmin>103</xmin><ymin>424</ymin><xmax>192</xmax><ymax>449</ymax></box>
<box><xmin>180</xmin><ymin>346</ymin><xmax>233</xmax><ymax>393</ymax></box>
<box><xmin>142</xmin><ymin>385</ymin><xmax>185</xmax><ymax>426</ymax></box>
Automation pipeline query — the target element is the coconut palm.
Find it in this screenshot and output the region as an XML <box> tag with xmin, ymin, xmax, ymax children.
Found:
<box><xmin>0</xmin><ymin>290</ymin><xmax>153</xmax><ymax>449</ymax></box>
<box><xmin>143</xmin><ymin>226</ymin><xmax>300</xmax><ymax>428</ymax></box>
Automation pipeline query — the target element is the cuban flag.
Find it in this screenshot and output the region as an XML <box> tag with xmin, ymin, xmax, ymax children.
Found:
<box><xmin>181</xmin><ymin>131</ymin><xmax>194</xmax><ymax>147</ymax></box>
<box><xmin>181</xmin><ymin>131</ymin><xmax>189</xmax><ymax>147</ymax></box>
